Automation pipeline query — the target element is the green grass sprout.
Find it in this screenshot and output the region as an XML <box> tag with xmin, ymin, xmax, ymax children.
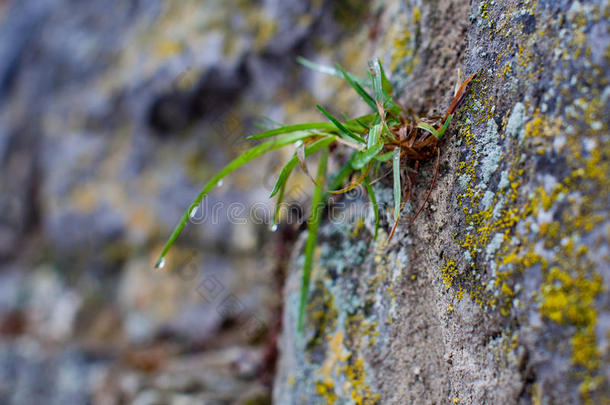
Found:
<box><xmin>154</xmin><ymin>59</ymin><xmax>477</xmax><ymax>331</ymax></box>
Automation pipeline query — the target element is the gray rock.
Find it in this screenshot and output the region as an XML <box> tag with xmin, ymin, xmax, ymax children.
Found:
<box><xmin>275</xmin><ymin>0</ymin><xmax>610</xmax><ymax>403</ymax></box>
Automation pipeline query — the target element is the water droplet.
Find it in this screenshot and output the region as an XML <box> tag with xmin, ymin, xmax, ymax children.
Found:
<box><xmin>217</xmin><ymin>179</ymin><xmax>224</xmax><ymax>187</ymax></box>
<box><xmin>189</xmin><ymin>206</ymin><xmax>199</xmax><ymax>219</ymax></box>
<box><xmin>294</xmin><ymin>140</ymin><xmax>303</xmax><ymax>148</ymax></box>
<box><xmin>155</xmin><ymin>257</ymin><xmax>166</xmax><ymax>269</ymax></box>
<box><xmin>270</xmin><ymin>223</ymin><xmax>278</xmax><ymax>232</ymax></box>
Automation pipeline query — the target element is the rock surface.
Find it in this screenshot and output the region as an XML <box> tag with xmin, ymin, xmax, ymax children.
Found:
<box><xmin>274</xmin><ymin>0</ymin><xmax>609</xmax><ymax>404</ymax></box>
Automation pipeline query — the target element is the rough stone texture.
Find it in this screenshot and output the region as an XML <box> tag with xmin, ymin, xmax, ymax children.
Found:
<box><xmin>275</xmin><ymin>1</ymin><xmax>609</xmax><ymax>404</ymax></box>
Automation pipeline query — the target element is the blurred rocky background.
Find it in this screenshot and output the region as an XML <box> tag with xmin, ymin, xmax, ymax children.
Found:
<box><xmin>0</xmin><ymin>0</ymin><xmax>381</xmax><ymax>403</ymax></box>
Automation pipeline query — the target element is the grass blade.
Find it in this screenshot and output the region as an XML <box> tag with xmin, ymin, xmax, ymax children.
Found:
<box><xmin>346</xmin><ymin>113</ymin><xmax>377</xmax><ymax>125</ymax></box>
<box><xmin>336</xmin><ymin>63</ymin><xmax>377</xmax><ymax>111</ymax></box>
<box><xmin>392</xmin><ymin>147</ymin><xmax>401</xmax><ymax>220</ymax></box>
<box><xmin>247</xmin><ymin>123</ymin><xmax>334</xmax><ymax>140</ymax></box>
<box><xmin>269</xmin><ymin>135</ymin><xmax>336</xmax><ymax>197</ymax></box>
<box><xmin>351</xmin><ymin>142</ymin><xmax>384</xmax><ymax>170</ymax></box>
<box><xmin>367</xmin><ymin>123</ymin><xmax>382</xmax><ymax>149</ymax></box>
<box><xmin>436</xmin><ymin>114</ymin><xmax>453</xmax><ymax>139</ymax></box>
<box><xmin>254</xmin><ymin>116</ymin><xmax>285</xmax><ymax>131</ymax></box>
<box><xmin>377</xmin><ymin>60</ymin><xmax>394</xmax><ymax>97</ymax></box>
<box><xmin>298</xmin><ymin>146</ymin><xmax>329</xmax><ymax>331</ymax></box>
<box><xmin>297</xmin><ymin>56</ymin><xmax>368</xmax><ymax>86</ymax></box>
<box><xmin>154</xmin><ymin>132</ymin><xmax>314</xmax><ymax>268</ymax></box>
<box><xmin>344</xmin><ymin>113</ymin><xmax>377</xmax><ymax>131</ymax></box>
<box><xmin>354</xmin><ymin>118</ymin><xmax>371</xmax><ymax>131</ymax></box>
<box><xmin>416</xmin><ymin>121</ymin><xmax>440</xmax><ymax>139</ymax></box>
<box><xmin>249</xmin><ymin>114</ymin><xmax>377</xmax><ymax>141</ymax></box>
<box><xmin>364</xmin><ymin>176</ymin><xmax>379</xmax><ymax>240</ymax></box>
<box><xmin>375</xmin><ymin>151</ymin><xmax>394</xmax><ymax>162</ymax></box>
<box><xmin>272</xmin><ymin>177</ymin><xmax>287</xmax><ymax>228</ymax></box>
<box><xmin>444</xmin><ymin>71</ymin><xmax>478</xmax><ymax>121</ymax></box>
<box><xmin>369</xmin><ymin>60</ymin><xmax>385</xmax><ymax>104</ymax></box>
<box><xmin>316</xmin><ymin>105</ymin><xmax>366</xmax><ymax>144</ymax></box>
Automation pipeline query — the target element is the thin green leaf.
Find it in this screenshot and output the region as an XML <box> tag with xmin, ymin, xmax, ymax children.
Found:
<box><xmin>297</xmin><ymin>56</ymin><xmax>368</xmax><ymax>86</ymax></box>
<box><xmin>344</xmin><ymin>113</ymin><xmax>377</xmax><ymax>131</ymax></box>
<box><xmin>247</xmin><ymin>123</ymin><xmax>334</xmax><ymax>140</ymax></box>
<box><xmin>272</xmin><ymin>177</ymin><xmax>287</xmax><ymax>228</ymax></box>
<box><xmin>249</xmin><ymin>114</ymin><xmax>377</xmax><ymax>141</ymax></box>
<box><xmin>436</xmin><ymin>114</ymin><xmax>453</xmax><ymax>139</ymax></box>
<box><xmin>269</xmin><ymin>135</ymin><xmax>336</xmax><ymax>197</ymax></box>
<box><xmin>364</xmin><ymin>176</ymin><xmax>379</xmax><ymax>241</ymax></box>
<box><xmin>336</xmin><ymin>63</ymin><xmax>377</xmax><ymax>111</ymax></box>
<box><xmin>367</xmin><ymin>124</ymin><xmax>382</xmax><ymax>149</ymax></box>
<box><xmin>369</xmin><ymin>61</ymin><xmax>384</xmax><ymax>104</ymax></box>
<box><xmin>298</xmin><ymin>146</ymin><xmax>329</xmax><ymax>331</ymax></box>
<box><xmin>386</xmin><ymin>104</ymin><xmax>402</xmax><ymax>116</ymax></box>
<box><xmin>375</xmin><ymin>151</ymin><xmax>394</xmax><ymax>162</ymax></box>
<box><xmin>417</xmin><ymin>122</ymin><xmax>440</xmax><ymax>139</ymax></box>
<box><xmin>377</xmin><ymin>59</ymin><xmax>394</xmax><ymax>97</ymax></box>
<box><xmin>392</xmin><ymin>147</ymin><xmax>401</xmax><ymax>220</ymax></box>
<box><xmin>154</xmin><ymin>132</ymin><xmax>313</xmax><ymax>268</ymax></box>
<box><xmin>351</xmin><ymin>142</ymin><xmax>384</xmax><ymax>170</ymax></box>
<box><xmin>316</xmin><ymin>105</ymin><xmax>366</xmax><ymax>144</ymax></box>
<box><xmin>255</xmin><ymin>116</ymin><xmax>284</xmax><ymax>131</ymax></box>
<box><xmin>384</xmin><ymin>115</ymin><xmax>401</xmax><ymax>127</ymax></box>
<box><xmin>354</xmin><ymin>118</ymin><xmax>371</xmax><ymax>131</ymax></box>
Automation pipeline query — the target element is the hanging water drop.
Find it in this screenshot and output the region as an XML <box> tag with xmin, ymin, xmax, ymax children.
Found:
<box><xmin>189</xmin><ymin>206</ymin><xmax>199</xmax><ymax>219</ymax></box>
<box><xmin>294</xmin><ymin>140</ymin><xmax>303</xmax><ymax>148</ymax></box>
<box><xmin>155</xmin><ymin>257</ymin><xmax>166</xmax><ymax>269</ymax></box>
<box><xmin>270</xmin><ymin>223</ymin><xmax>278</xmax><ymax>232</ymax></box>
<box><xmin>217</xmin><ymin>179</ymin><xmax>224</xmax><ymax>187</ymax></box>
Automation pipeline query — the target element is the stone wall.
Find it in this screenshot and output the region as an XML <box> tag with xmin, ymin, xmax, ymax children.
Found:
<box><xmin>275</xmin><ymin>1</ymin><xmax>609</xmax><ymax>404</ymax></box>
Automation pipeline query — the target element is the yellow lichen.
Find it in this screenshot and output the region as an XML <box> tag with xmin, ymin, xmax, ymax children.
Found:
<box><xmin>316</xmin><ymin>331</ymin><xmax>349</xmax><ymax>401</ymax></box>
<box><xmin>315</xmin><ymin>381</ymin><xmax>338</xmax><ymax>404</ymax></box>
<box><xmin>540</xmin><ymin>267</ymin><xmax>601</xmax><ymax>328</ymax></box>
<box><xmin>344</xmin><ymin>356</ymin><xmax>380</xmax><ymax>405</ymax></box>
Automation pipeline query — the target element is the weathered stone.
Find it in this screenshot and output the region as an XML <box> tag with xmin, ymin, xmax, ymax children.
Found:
<box><xmin>275</xmin><ymin>0</ymin><xmax>609</xmax><ymax>403</ymax></box>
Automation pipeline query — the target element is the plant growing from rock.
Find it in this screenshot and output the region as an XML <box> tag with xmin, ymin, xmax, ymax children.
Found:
<box><xmin>155</xmin><ymin>59</ymin><xmax>476</xmax><ymax>331</ymax></box>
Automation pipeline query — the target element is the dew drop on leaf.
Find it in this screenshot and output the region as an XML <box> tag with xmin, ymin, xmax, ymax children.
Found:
<box><xmin>155</xmin><ymin>257</ymin><xmax>166</xmax><ymax>269</ymax></box>
<box><xmin>270</xmin><ymin>223</ymin><xmax>278</xmax><ymax>232</ymax></box>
